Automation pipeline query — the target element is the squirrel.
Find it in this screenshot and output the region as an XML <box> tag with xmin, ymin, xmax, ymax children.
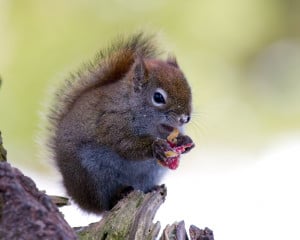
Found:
<box><xmin>47</xmin><ymin>32</ymin><xmax>195</xmax><ymax>213</ymax></box>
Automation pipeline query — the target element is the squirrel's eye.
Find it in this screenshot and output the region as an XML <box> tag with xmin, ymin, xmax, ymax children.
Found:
<box><xmin>154</xmin><ymin>92</ymin><xmax>165</xmax><ymax>104</ymax></box>
<box><xmin>152</xmin><ymin>88</ymin><xmax>167</xmax><ymax>107</ymax></box>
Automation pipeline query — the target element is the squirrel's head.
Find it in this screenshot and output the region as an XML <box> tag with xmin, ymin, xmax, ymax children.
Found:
<box><xmin>130</xmin><ymin>56</ymin><xmax>192</xmax><ymax>138</ymax></box>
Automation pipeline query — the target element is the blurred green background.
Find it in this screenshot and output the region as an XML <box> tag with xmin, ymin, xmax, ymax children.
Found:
<box><xmin>0</xmin><ymin>0</ymin><xmax>300</xmax><ymax>172</ymax></box>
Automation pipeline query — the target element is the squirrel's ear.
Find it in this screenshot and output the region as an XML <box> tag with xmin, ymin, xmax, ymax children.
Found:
<box><xmin>167</xmin><ymin>55</ymin><xmax>179</xmax><ymax>68</ymax></box>
<box><xmin>133</xmin><ymin>56</ymin><xmax>148</xmax><ymax>92</ymax></box>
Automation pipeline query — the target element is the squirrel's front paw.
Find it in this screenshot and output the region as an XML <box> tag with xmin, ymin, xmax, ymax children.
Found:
<box><xmin>175</xmin><ymin>135</ymin><xmax>195</xmax><ymax>153</ymax></box>
<box><xmin>152</xmin><ymin>138</ymin><xmax>175</xmax><ymax>162</ymax></box>
<box><xmin>153</xmin><ymin>131</ymin><xmax>195</xmax><ymax>170</ymax></box>
<box><xmin>153</xmin><ymin>139</ymin><xmax>180</xmax><ymax>170</ymax></box>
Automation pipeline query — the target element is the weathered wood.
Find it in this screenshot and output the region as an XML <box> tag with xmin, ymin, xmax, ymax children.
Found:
<box><xmin>76</xmin><ymin>185</ymin><xmax>166</xmax><ymax>240</ymax></box>
<box><xmin>49</xmin><ymin>195</ymin><xmax>70</xmax><ymax>207</ymax></box>
<box><xmin>160</xmin><ymin>221</ymin><xmax>189</xmax><ymax>240</ymax></box>
<box><xmin>189</xmin><ymin>225</ymin><xmax>214</xmax><ymax>240</ymax></box>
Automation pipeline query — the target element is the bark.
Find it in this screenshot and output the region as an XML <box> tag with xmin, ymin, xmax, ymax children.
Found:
<box><xmin>0</xmin><ymin>162</ymin><xmax>77</xmax><ymax>240</ymax></box>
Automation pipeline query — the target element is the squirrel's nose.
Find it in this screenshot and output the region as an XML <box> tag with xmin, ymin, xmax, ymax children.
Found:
<box><xmin>179</xmin><ymin>114</ymin><xmax>190</xmax><ymax>124</ymax></box>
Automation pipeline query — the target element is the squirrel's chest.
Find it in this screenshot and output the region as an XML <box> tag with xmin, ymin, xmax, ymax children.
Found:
<box><xmin>120</xmin><ymin>159</ymin><xmax>166</xmax><ymax>191</ymax></box>
<box><xmin>79</xmin><ymin>144</ymin><xmax>166</xmax><ymax>190</ymax></box>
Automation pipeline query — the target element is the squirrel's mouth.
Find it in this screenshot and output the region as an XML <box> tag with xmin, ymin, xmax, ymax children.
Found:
<box><xmin>159</xmin><ymin>124</ymin><xmax>175</xmax><ymax>133</ymax></box>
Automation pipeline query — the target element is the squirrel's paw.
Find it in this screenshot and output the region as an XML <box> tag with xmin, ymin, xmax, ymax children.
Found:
<box><xmin>153</xmin><ymin>130</ymin><xmax>195</xmax><ymax>170</ymax></box>
<box><xmin>152</xmin><ymin>138</ymin><xmax>175</xmax><ymax>162</ymax></box>
<box><xmin>175</xmin><ymin>135</ymin><xmax>195</xmax><ymax>153</ymax></box>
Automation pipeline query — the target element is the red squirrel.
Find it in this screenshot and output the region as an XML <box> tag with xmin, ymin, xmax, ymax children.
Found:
<box><xmin>48</xmin><ymin>33</ymin><xmax>194</xmax><ymax>213</ymax></box>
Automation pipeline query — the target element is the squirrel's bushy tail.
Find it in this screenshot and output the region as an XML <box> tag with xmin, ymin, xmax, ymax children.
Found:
<box><xmin>95</xmin><ymin>32</ymin><xmax>159</xmax><ymax>61</ymax></box>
